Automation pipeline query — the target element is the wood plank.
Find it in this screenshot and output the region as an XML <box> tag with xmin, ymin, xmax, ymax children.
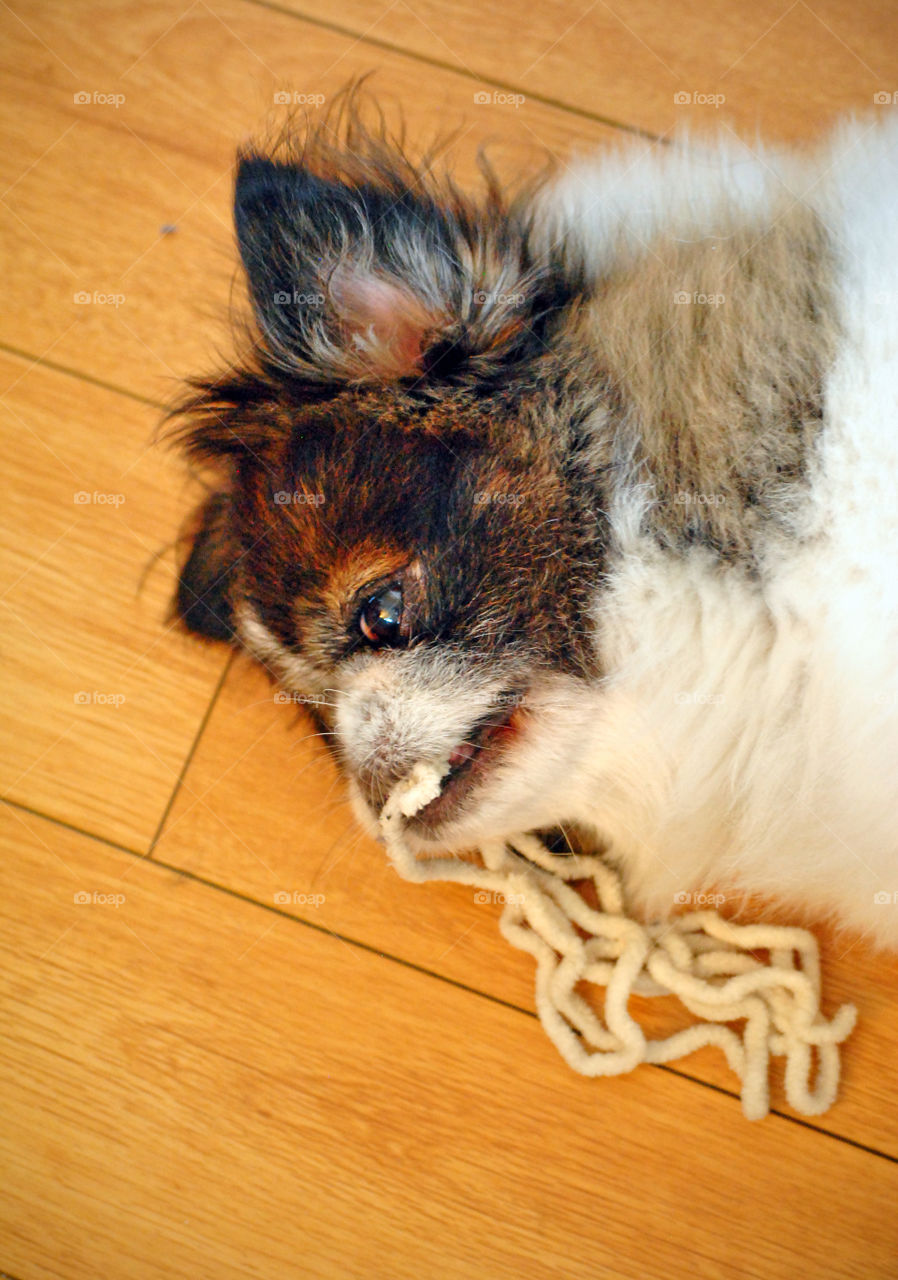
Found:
<box><xmin>3</xmin><ymin>805</ymin><xmax>898</xmax><ymax>1280</ymax></box>
<box><xmin>0</xmin><ymin>352</ymin><xmax>228</xmax><ymax>849</ymax></box>
<box><xmin>0</xmin><ymin>0</ymin><xmax>622</xmax><ymax>402</ymax></box>
<box><xmin>3</xmin><ymin>6</ymin><xmax>897</xmax><ymax>1280</ymax></box>
<box><xmin>155</xmin><ymin>660</ymin><xmax>898</xmax><ymax>1153</ymax></box>
<box><xmin>275</xmin><ymin>0</ymin><xmax>898</xmax><ymax>141</ymax></box>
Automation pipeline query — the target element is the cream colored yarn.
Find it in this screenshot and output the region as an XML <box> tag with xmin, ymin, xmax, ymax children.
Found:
<box><xmin>381</xmin><ymin>762</ymin><xmax>858</xmax><ymax>1121</ymax></box>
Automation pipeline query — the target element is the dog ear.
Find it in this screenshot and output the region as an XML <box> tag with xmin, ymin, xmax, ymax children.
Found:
<box><xmin>173</xmin><ymin>490</ymin><xmax>241</xmax><ymax>642</ymax></box>
<box><xmin>233</xmin><ymin>149</ymin><xmax>560</xmax><ymax>385</ymax></box>
<box><xmin>234</xmin><ymin>155</ymin><xmax>456</xmax><ymax>382</ymax></box>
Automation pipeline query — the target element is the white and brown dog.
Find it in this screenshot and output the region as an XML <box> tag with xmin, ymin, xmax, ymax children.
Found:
<box><xmin>172</xmin><ymin>100</ymin><xmax>898</xmax><ymax>947</ymax></box>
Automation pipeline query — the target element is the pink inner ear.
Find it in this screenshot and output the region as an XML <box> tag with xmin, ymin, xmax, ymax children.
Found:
<box><xmin>329</xmin><ymin>266</ymin><xmax>444</xmax><ymax>379</ymax></box>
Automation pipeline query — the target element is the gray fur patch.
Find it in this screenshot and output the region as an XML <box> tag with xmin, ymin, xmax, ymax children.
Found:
<box><xmin>574</xmin><ymin>201</ymin><xmax>837</xmax><ymax>562</ymax></box>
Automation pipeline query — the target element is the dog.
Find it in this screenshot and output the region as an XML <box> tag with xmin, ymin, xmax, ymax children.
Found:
<box><xmin>171</xmin><ymin>100</ymin><xmax>898</xmax><ymax>948</ymax></box>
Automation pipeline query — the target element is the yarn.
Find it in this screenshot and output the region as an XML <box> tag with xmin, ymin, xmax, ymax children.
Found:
<box><xmin>380</xmin><ymin>762</ymin><xmax>858</xmax><ymax>1121</ymax></box>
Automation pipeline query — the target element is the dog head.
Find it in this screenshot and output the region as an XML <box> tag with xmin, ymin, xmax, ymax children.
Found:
<box><xmin>171</xmin><ymin>108</ymin><xmax>606</xmax><ymax>849</ymax></box>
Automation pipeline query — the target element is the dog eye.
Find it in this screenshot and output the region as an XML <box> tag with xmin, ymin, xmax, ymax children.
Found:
<box><xmin>359</xmin><ymin>584</ymin><xmax>404</xmax><ymax>647</ymax></box>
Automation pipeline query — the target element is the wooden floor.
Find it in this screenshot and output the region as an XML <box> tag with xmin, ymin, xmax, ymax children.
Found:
<box><xmin>2</xmin><ymin>2</ymin><xmax>898</xmax><ymax>1277</ymax></box>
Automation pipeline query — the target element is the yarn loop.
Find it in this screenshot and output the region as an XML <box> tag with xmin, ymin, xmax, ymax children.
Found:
<box><xmin>381</xmin><ymin>762</ymin><xmax>857</xmax><ymax>1121</ymax></box>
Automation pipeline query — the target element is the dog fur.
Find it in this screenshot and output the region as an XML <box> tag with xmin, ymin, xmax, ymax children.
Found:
<box><xmin>170</xmin><ymin>101</ymin><xmax>898</xmax><ymax>948</ymax></box>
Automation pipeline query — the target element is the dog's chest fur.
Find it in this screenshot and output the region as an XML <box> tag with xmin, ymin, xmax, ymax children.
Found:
<box><xmin>556</xmin><ymin>122</ymin><xmax>898</xmax><ymax>942</ymax></box>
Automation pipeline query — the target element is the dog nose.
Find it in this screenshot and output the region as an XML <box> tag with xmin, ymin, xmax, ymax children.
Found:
<box><xmin>344</xmin><ymin>690</ymin><xmax>418</xmax><ymax>811</ymax></box>
<box><xmin>356</xmin><ymin>754</ymin><xmax>414</xmax><ymax>813</ymax></box>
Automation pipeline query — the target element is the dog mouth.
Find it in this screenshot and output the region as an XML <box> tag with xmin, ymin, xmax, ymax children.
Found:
<box><xmin>404</xmin><ymin>690</ymin><xmax>527</xmax><ymax>831</ymax></box>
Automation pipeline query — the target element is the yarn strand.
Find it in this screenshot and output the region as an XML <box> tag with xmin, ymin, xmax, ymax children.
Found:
<box><xmin>380</xmin><ymin>762</ymin><xmax>858</xmax><ymax>1121</ymax></box>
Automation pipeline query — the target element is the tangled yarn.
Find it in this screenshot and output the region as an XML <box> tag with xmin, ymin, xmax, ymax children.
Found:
<box><xmin>381</xmin><ymin>762</ymin><xmax>858</xmax><ymax>1121</ymax></box>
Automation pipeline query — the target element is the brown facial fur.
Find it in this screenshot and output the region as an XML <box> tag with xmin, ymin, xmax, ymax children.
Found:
<box><xmin>195</xmin><ymin>378</ymin><xmax>603</xmax><ymax>680</ymax></box>
<box><xmin>168</xmin><ymin>95</ymin><xmax>602</xmax><ymax>684</ymax></box>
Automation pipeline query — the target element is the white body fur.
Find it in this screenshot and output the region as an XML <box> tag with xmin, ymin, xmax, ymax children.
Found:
<box><xmin>543</xmin><ymin>121</ymin><xmax>898</xmax><ymax>944</ymax></box>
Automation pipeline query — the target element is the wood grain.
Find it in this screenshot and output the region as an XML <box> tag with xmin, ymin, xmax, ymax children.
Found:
<box><xmin>0</xmin><ymin>352</ymin><xmax>228</xmax><ymax>849</ymax></box>
<box><xmin>3</xmin><ymin>1</ymin><xmax>898</xmax><ymax>1277</ymax></box>
<box><xmin>274</xmin><ymin>0</ymin><xmax>898</xmax><ymax>140</ymax></box>
<box><xmin>4</xmin><ymin>806</ymin><xmax>898</xmax><ymax>1280</ymax></box>
<box><xmin>0</xmin><ymin>0</ymin><xmax>621</xmax><ymax>403</ymax></box>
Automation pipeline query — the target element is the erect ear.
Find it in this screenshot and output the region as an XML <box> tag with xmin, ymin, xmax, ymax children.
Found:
<box><xmin>173</xmin><ymin>490</ymin><xmax>241</xmax><ymax>642</ymax></box>
<box><xmin>234</xmin><ymin>155</ymin><xmax>462</xmax><ymax>382</ymax></box>
<box><xmin>232</xmin><ymin>152</ymin><xmax>560</xmax><ymax>381</ymax></box>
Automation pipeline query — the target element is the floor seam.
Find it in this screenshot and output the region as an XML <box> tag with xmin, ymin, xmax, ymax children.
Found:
<box><xmin>7</xmin><ymin>790</ymin><xmax>892</xmax><ymax>1163</ymax></box>
<box><xmin>243</xmin><ymin>0</ymin><xmax>661</xmax><ymax>142</ymax></box>
<box><xmin>0</xmin><ymin>341</ymin><xmax>169</xmax><ymax>410</ymax></box>
<box><xmin>147</xmin><ymin>650</ymin><xmax>236</xmax><ymax>855</ymax></box>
